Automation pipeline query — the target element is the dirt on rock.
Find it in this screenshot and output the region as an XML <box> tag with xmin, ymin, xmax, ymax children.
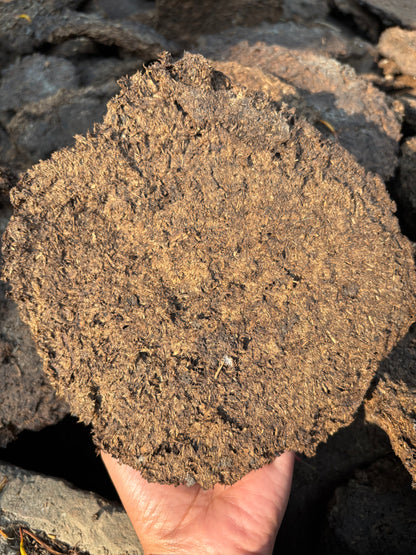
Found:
<box><xmin>3</xmin><ymin>53</ymin><xmax>416</xmax><ymax>488</ymax></box>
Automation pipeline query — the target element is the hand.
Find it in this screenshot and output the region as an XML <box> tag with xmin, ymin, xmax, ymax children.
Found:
<box><xmin>102</xmin><ymin>450</ymin><xmax>294</xmax><ymax>555</ymax></box>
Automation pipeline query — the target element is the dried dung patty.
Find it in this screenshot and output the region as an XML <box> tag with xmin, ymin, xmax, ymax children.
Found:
<box><xmin>2</xmin><ymin>53</ymin><xmax>416</xmax><ymax>488</ymax></box>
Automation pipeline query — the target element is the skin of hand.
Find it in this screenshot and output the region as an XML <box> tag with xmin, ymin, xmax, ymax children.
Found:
<box><xmin>102</xmin><ymin>450</ymin><xmax>294</xmax><ymax>555</ymax></box>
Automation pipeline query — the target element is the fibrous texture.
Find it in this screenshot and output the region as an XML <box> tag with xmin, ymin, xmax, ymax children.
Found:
<box><xmin>3</xmin><ymin>54</ymin><xmax>416</xmax><ymax>487</ymax></box>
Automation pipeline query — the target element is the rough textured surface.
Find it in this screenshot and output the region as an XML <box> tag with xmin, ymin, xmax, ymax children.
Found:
<box><xmin>156</xmin><ymin>0</ymin><xmax>283</xmax><ymax>42</ymax></box>
<box><xmin>276</xmin><ymin>412</ymin><xmax>395</xmax><ymax>553</ymax></box>
<box><xmin>329</xmin><ymin>0</ymin><xmax>381</xmax><ymax>41</ymax></box>
<box><xmin>0</xmin><ymin>54</ymin><xmax>78</xmax><ymax>114</ymax></box>
<box><xmin>323</xmin><ymin>458</ymin><xmax>416</xmax><ymax>554</ymax></box>
<box><xmin>0</xmin><ymin>460</ymin><xmax>142</xmax><ymax>554</ymax></box>
<box><xmin>281</xmin><ymin>0</ymin><xmax>329</xmax><ymax>21</ymax></box>
<box><xmin>3</xmin><ymin>54</ymin><xmax>416</xmax><ymax>488</ymax></box>
<box><xmin>378</xmin><ymin>27</ymin><xmax>416</xmax><ymax>78</ymax></box>
<box><xmin>197</xmin><ymin>20</ymin><xmax>377</xmax><ymax>68</ymax></box>
<box><xmin>6</xmin><ymin>83</ymin><xmax>118</xmax><ymax>170</ymax></box>
<box><xmin>0</xmin><ymin>0</ymin><xmax>85</xmax><ymax>67</ymax></box>
<box><xmin>365</xmin><ymin>324</ymin><xmax>416</xmax><ymax>486</ymax></box>
<box><xmin>200</xmin><ymin>40</ymin><xmax>401</xmax><ymax>179</ymax></box>
<box><xmin>0</xmin><ymin>174</ymin><xmax>67</xmax><ymax>447</ymax></box>
<box><xmin>360</xmin><ymin>0</ymin><xmax>416</xmax><ymax>28</ymax></box>
<box><xmin>0</xmin><ymin>0</ymin><xmax>175</xmax><ymax>69</ymax></box>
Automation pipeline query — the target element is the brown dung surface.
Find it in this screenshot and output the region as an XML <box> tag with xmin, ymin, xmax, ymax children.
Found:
<box><xmin>2</xmin><ymin>54</ymin><xmax>416</xmax><ymax>488</ymax></box>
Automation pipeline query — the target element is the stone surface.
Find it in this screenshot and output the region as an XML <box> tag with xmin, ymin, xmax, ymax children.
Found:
<box><xmin>0</xmin><ymin>54</ymin><xmax>78</xmax><ymax>114</ymax></box>
<box><xmin>0</xmin><ymin>1</ymin><xmax>176</xmax><ymax>69</ymax></box>
<box><xmin>6</xmin><ymin>82</ymin><xmax>118</xmax><ymax>169</ymax></box>
<box><xmin>3</xmin><ymin>54</ymin><xmax>416</xmax><ymax>488</ymax></box>
<box><xmin>379</xmin><ymin>27</ymin><xmax>416</xmax><ymax>78</ymax></box>
<box><xmin>329</xmin><ymin>0</ymin><xmax>381</xmax><ymax>41</ymax></box>
<box><xmin>323</xmin><ymin>457</ymin><xmax>416</xmax><ymax>554</ymax></box>
<box><xmin>156</xmin><ymin>0</ymin><xmax>283</xmax><ymax>42</ymax></box>
<box><xmin>276</xmin><ymin>412</ymin><xmax>395</xmax><ymax>553</ymax></box>
<box><xmin>365</xmin><ymin>324</ymin><xmax>416</xmax><ymax>486</ymax></box>
<box><xmin>76</xmin><ymin>57</ymin><xmax>142</xmax><ymax>87</ymax></box>
<box><xmin>197</xmin><ymin>20</ymin><xmax>376</xmax><ymax>67</ymax></box>
<box><xmin>281</xmin><ymin>0</ymin><xmax>329</xmax><ymax>21</ymax></box>
<box><xmin>360</xmin><ymin>0</ymin><xmax>416</xmax><ymax>28</ymax></box>
<box><xmin>400</xmin><ymin>136</ymin><xmax>416</xmax><ymax>210</ymax></box>
<box><xmin>200</xmin><ymin>39</ymin><xmax>401</xmax><ymax>180</ymax></box>
<box><xmin>46</xmin><ymin>10</ymin><xmax>178</xmax><ymax>59</ymax></box>
<box><xmin>0</xmin><ymin>0</ymin><xmax>85</xmax><ymax>67</ymax></box>
<box><xmin>0</xmin><ymin>460</ymin><xmax>142</xmax><ymax>554</ymax></box>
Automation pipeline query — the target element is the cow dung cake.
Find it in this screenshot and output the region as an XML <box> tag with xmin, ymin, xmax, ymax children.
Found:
<box><xmin>2</xmin><ymin>53</ymin><xmax>416</xmax><ymax>488</ymax></box>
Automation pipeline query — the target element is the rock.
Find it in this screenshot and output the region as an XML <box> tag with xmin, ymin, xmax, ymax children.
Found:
<box><xmin>197</xmin><ymin>20</ymin><xmax>377</xmax><ymax>68</ymax></box>
<box><xmin>0</xmin><ymin>128</ymin><xmax>11</xmax><ymax>168</ymax></box>
<box><xmin>324</xmin><ymin>457</ymin><xmax>416</xmax><ymax>554</ymax></box>
<box><xmin>48</xmin><ymin>36</ymin><xmax>100</xmax><ymax>58</ymax></box>
<box><xmin>45</xmin><ymin>10</ymin><xmax>178</xmax><ymax>60</ymax></box>
<box><xmin>360</xmin><ymin>0</ymin><xmax>416</xmax><ymax>29</ymax></box>
<box><xmin>397</xmin><ymin>94</ymin><xmax>416</xmax><ymax>133</ymax></box>
<box><xmin>378</xmin><ymin>27</ymin><xmax>416</xmax><ymax>78</ymax></box>
<box><xmin>201</xmin><ymin>40</ymin><xmax>400</xmax><ymax>179</ymax></box>
<box><xmin>76</xmin><ymin>57</ymin><xmax>142</xmax><ymax>87</ymax></box>
<box><xmin>0</xmin><ymin>0</ymin><xmax>86</xmax><ymax>67</ymax></box>
<box><xmin>0</xmin><ymin>2</ymin><xmax>176</xmax><ymax>68</ymax></box>
<box><xmin>155</xmin><ymin>0</ymin><xmax>283</xmax><ymax>43</ymax></box>
<box><xmin>365</xmin><ymin>324</ymin><xmax>416</xmax><ymax>486</ymax></box>
<box><xmin>276</xmin><ymin>412</ymin><xmax>394</xmax><ymax>553</ymax></box>
<box><xmin>0</xmin><ymin>54</ymin><xmax>78</xmax><ymax>114</ymax></box>
<box><xmin>7</xmin><ymin>82</ymin><xmax>118</xmax><ymax>168</ymax></box>
<box><xmin>329</xmin><ymin>0</ymin><xmax>381</xmax><ymax>41</ymax></box>
<box><xmin>84</xmin><ymin>0</ymin><xmax>155</xmax><ymax>21</ymax></box>
<box><xmin>3</xmin><ymin>54</ymin><xmax>416</xmax><ymax>488</ymax></box>
<box><xmin>399</xmin><ymin>136</ymin><xmax>416</xmax><ymax>211</ymax></box>
<box><xmin>0</xmin><ymin>460</ymin><xmax>142</xmax><ymax>554</ymax></box>
<box><xmin>281</xmin><ymin>0</ymin><xmax>329</xmax><ymax>21</ymax></box>
<box><xmin>0</xmin><ymin>168</ymin><xmax>17</xmax><ymax>195</ymax></box>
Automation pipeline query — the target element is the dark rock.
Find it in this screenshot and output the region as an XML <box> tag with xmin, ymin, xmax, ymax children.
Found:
<box><xmin>84</xmin><ymin>0</ymin><xmax>155</xmax><ymax>21</ymax></box>
<box><xmin>197</xmin><ymin>20</ymin><xmax>377</xmax><ymax>67</ymax></box>
<box><xmin>329</xmin><ymin>0</ymin><xmax>381</xmax><ymax>41</ymax></box>
<box><xmin>0</xmin><ymin>0</ymin><xmax>85</xmax><ymax>67</ymax></box>
<box><xmin>281</xmin><ymin>0</ymin><xmax>329</xmax><ymax>21</ymax></box>
<box><xmin>7</xmin><ymin>82</ymin><xmax>117</xmax><ymax>168</ymax></box>
<box><xmin>277</xmin><ymin>413</ymin><xmax>394</xmax><ymax>553</ymax></box>
<box><xmin>0</xmin><ymin>2</ymin><xmax>176</xmax><ymax>69</ymax></box>
<box><xmin>45</xmin><ymin>10</ymin><xmax>178</xmax><ymax>60</ymax></box>
<box><xmin>0</xmin><ymin>54</ymin><xmax>78</xmax><ymax>113</ymax></box>
<box><xmin>48</xmin><ymin>36</ymin><xmax>100</xmax><ymax>57</ymax></box>
<box><xmin>324</xmin><ymin>457</ymin><xmax>416</xmax><ymax>554</ymax></box>
<box><xmin>76</xmin><ymin>57</ymin><xmax>142</xmax><ymax>87</ymax></box>
<box><xmin>3</xmin><ymin>54</ymin><xmax>416</xmax><ymax>488</ymax></box>
<box><xmin>156</xmin><ymin>0</ymin><xmax>283</xmax><ymax>43</ymax></box>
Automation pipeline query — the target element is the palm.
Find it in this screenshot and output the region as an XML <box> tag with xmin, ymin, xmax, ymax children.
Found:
<box><xmin>102</xmin><ymin>451</ymin><xmax>294</xmax><ymax>555</ymax></box>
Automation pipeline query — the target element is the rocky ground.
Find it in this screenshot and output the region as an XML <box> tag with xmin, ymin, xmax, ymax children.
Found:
<box><xmin>0</xmin><ymin>0</ymin><xmax>415</xmax><ymax>553</ymax></box>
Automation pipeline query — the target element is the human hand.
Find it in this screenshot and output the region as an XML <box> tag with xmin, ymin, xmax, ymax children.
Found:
<box><xmin>102</xmin><ymin>450</ymin><xmax>294</xmax><ymax>555</ymax></box>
